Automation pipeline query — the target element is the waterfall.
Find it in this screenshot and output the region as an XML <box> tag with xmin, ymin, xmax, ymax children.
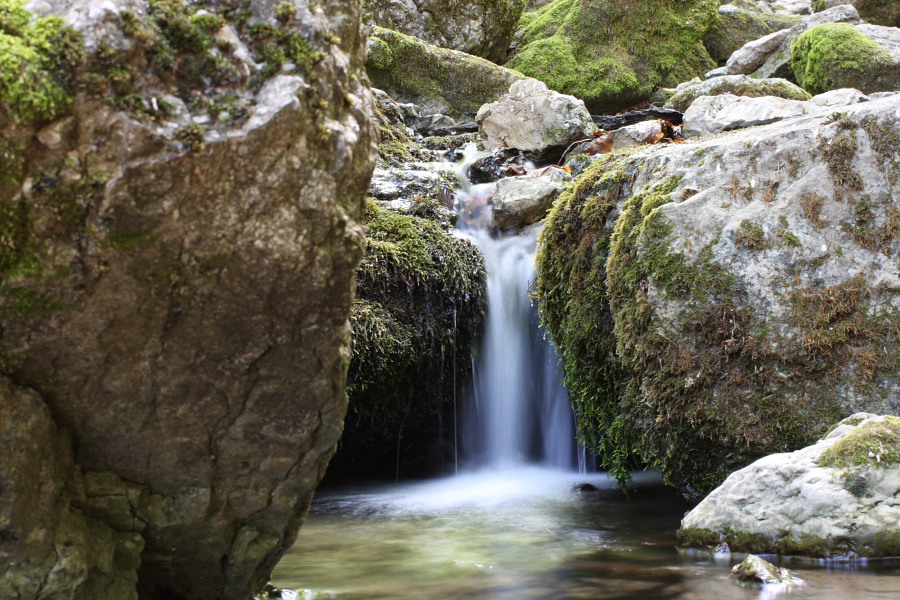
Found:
<box><xmin>450</xmin><ymin>148</ymin><xmax>586</xmax><ymax>472</ymax></box>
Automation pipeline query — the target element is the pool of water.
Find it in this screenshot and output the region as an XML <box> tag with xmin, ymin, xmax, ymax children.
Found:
<box><xmin>272</xmin><ymin>467</ymin><xmax>900</xmax><ymax>600</ymax></box>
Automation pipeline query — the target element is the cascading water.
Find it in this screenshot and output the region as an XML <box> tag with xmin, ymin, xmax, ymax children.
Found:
<box><xmin>451</xmin><ymin>146</ymin><xmax>586</xmax><ymax>471</ymax></box>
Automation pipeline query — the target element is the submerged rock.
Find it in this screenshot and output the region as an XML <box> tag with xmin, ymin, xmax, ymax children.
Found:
<box><xmin>730</xmin><ymin>555</ymin><xmax>803</xmax><ymax>586</ymax></box>
<box><xmin>363</xmin><ymin>0</ymin><xmax>525</xmax><ymax>62</ymax></box>
<box><xmin>468</xmin><ymin>148</ymin><xmax>532</xmax><ymax>184</ymax></box>
<box><xmin>536</xmin><ymin>95</ymin><xmax>900</xmax><ymax>494</ymax></box>
<box><xmin>367</xmin><ymin>26</ymin><xmax>525</xmax><ymax>121</ymax></box>
<box><xmin>476</xmin><ymin>79</ymin><xmax>596</xmax><ymax>158</ymax></box>
<box><xmin>0</xmin><ymin>0</ymin><xmax>376</xmax><ymax>598</ymax></box>
<box><xmin>679</xmin><ymin>414</ymin><xmax>900</xmax><ymax>557</ymax></box>
<box><xmin>507</xmin><ymin>0</ymin><xmax>719</xmax><ymax>112</ymax></box>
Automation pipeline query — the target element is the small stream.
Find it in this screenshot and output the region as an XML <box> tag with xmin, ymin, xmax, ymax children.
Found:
<box><xmin>272</xmin><ymin>148</ymin><xmax>900</xmax><ymax>599</ymax></box>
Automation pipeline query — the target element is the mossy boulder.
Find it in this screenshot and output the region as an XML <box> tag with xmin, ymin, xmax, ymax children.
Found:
<box><xmin>665</xmin><ymin>74</ymin><xmax>811</xmax><ymax>112</ymax></box>
<box><xmin>507</xmin><ymin>0</ymin><xmax>719</xmax><ymax>113</ymax></box>
<box><xmin>1</xmin><ymin>0</ymin><xmax>377</xmax><ymax>598</ymax></box>
<box><xmin>536</xmin><ymin>96</ymin><xmax>900</xmax><ymax>495</ymax></box>
<box><xmin>816</xmin><ymin>0</ymin><xmax>900</xmax><ymax>27</ymax></box>
<box><xmin>703</xmin><ymin>5</ymin><xmax>773</xmax><ymax>66</ymax></box>
<box><xmin>328</xmin><ymin>201</ymin><xmax>486</xmax><ymax>480</ymax></box>
<box><xmin>658</xmin><ymin>42</ymin><xmax>718</xmax><ymax>89</ymax></box>
<box><xmin>791</xmin><ymin>23</ymin><xmax>900</xmax><ymax>95</ymax></box>
<box><xmin>363</xmin><ymin>0</ymin><xmax>526</xmax><ymax>62</ymax></box>
<box><xmin>679</xmin><ymin>414</ymin><xmax>900</xmax><ymax>557</ymax></box>
<box><xmin>366</xmin><ymin>26</ymin><xmax>526</xmax><ymax>120</ymax></box>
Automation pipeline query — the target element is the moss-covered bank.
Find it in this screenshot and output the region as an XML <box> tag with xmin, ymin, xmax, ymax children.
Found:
<box><xmin>508</xmin><ymin>0</ymin><xmax>719</xmax><ymax>112</ymax></box>
<box><xmin>329</xmin><ymin>201</ymin><xmax>486</xmax><ymax>480</ymax></box>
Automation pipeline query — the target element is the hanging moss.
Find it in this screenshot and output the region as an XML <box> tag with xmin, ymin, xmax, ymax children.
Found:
<box><xmin>331</xmin><ymin>201</ymin><xmax>486</xmax><ymax>480</ymax></box>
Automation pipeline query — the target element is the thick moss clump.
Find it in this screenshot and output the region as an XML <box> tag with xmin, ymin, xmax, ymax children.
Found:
<box><xmin>366</xmin><ymin>26</ymin><xmax>524</xmax><ymax>120</ymax></box>
<box><xmin>791</xmin><ymin>24</ymin><xmax>896</xmax><ymax>95</ymax></box>
<box><xmin>0</xmin><ymin>0</ymin><xmax>83</xmax><ymax>123</ymax></box>
<box><xmin>819</xmin><ymin>417</ymin><xmax>900</xmax><ymax>469</ymax></box>
<box><xmin>658</xmin><ymin>42</ymin><xmax>717</xmax><ymax>89</ymax></box>
<box><xmin>507</xmin><ymin>0</ymin><xmax>719</xmax><ymax>112</ymax></box>
<box><xmin>331</xmin><ymin>201</ymin><xmax>486</xmax><ymax>479</ymax></box>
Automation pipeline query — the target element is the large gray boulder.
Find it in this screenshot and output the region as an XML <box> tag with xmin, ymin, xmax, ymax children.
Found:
<box><xmin>679</xmin><ymin>414</ymin><xmax>900</xmax><ymax>557</ymax></box>
<box><xmin>363</xmin><ymin>0</ymin><xmax>525</xmax><ymax>62</ymax></box>
<box><xmin>536</xmin><ymin>95</ymin><xmax>900</xmax><ymax>495</ymax></box>
<box><xmin>0</xmin><ymin>1</ymin><xmax>376</xmax><ymax>599</ymax></box>
<box><xmin>367</xmin><ymin>26</ymin><xmax>526</xmax><ymax>120</ymax></box>
<box><xmin>476</xmin><ymin>79</ymin><xmax>596</xmax><ymax>156</ymax></box>
<box><xmin>682</xmin><ymin>94</ymin><xmax>817</xmax><ymax>137</ymax></box>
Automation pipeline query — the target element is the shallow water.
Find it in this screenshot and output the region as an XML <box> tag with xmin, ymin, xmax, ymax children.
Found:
<box><xmin>271</xmin><ymin>468</ymin><xmax>900</xmax><ymax>600</ymax></box>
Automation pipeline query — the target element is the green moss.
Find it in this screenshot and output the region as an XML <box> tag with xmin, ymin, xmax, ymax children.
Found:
<box><xmin>736</xmin><ymin>220</ymin><xmax>768</xmax><ymax>251</ymax></box>
<box><xmin>366</xmin><ymin>26</ymin><xmax>523</xmax><ymax>120</ymax></box>
<box><xmin>658</xmin><ymin>42</ymin><xmax>717</xmax><ymax>89</ymax></box>
<box><xmin>335</xmin><ymin>201</ymin><xmax>486</xmax><ymax>479</ymax></box>
<box><xmin>507</xmin><ymin>0</ymin><xmax>719</xmax><ymax>112</ymax></box>
<box><xmin>702</xmin><ymin>6</ymin><xmax>771</xmax><ymax>65</ymax></box>
<box><xmin>175</xmin><ymin>124</ymin><xmax>206</xmax><ymax>152</ymax></box>
<box><xmin>0</xmin><ymin>0</ymin><xmax>83</xmax><ymax>123</ymax></box>
<box><xmin>791</xmin><ymin>23</ymin><xmax>895</xmax><ymax>95</ymax></box>
<box><xmin>853</xmin><ymin>0</ymin><xmax>900</xmax><ymax>27</ymax></box>
<box><xmin>818</xmin><ymin>417</ymin><xmax>900</xmax><ymax>469</ymax></box>
<box><xmin>779</xmin><ymin>230</ymin><xmax>801</xmax><ymax>248</ymax></box>
<box><xmin>274</xmin><ymin>1</ymin><xmax>296</xmax><ymax>26</ymax></box>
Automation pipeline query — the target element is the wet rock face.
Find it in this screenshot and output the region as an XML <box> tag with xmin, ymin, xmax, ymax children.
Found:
<box><xmin>0</xmin><ymin>1</ymin><xmax>376</xmax><ymax>599</ymax></box>
<box><xmin>363</xmin><ymin>0</ymin><xmax>526</xmax><ymax>62</ymax></box>
<box><xmin>536</xmin><ymin>96</ymin><xmax>900</xmax><ymax>495</ymax></box>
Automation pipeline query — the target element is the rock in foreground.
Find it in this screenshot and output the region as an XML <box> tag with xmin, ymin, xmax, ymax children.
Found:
<box><xmin>679</xmin><ymin>414</ymin><xmax>900</xmax><ymax>557</ymax></box>
<box><xmin>0</xmin><ymin>0</ymin><xmax>376</xmax><ymax>598</ymax></box>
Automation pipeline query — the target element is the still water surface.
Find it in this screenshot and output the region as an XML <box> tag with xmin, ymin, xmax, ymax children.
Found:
<box><xmin>272</xmin><ymin>468</ymin><xmax>900</xmax><ymax>600</ymax></box>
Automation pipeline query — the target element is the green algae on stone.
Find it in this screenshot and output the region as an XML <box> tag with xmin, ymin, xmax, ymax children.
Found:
<box><xmin>0</xmin><ymin>0</ymin><xmax>84</xmax><ymax>124</ymax></box>
<box><xmin>819</xmin><ymin>417</ymin><xmax>900</xmax><ymax>469</ymax></box>
<box><xmin>507</xmin><ymin>0</ymin><xmax>719</xmax><ymax>112</ymax></box>
<box><xmin>791</xmin><ymin>23</ymin><xmax>896</xmax><ymax>95</ymax></box>
<box><xmin>366</xmin><ymin>26</ymin><xmax>524</xmax><ymax>120</ymax></box>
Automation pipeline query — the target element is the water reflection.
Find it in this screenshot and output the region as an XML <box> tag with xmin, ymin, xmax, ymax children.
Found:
<box><xmin>271</xmin><ymin>469</ymin><xmax>900</xmax><ymax>599</ymax></box>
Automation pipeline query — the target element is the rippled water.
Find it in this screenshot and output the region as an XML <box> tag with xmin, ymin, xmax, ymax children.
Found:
<box><xmin>271</xmin><ymin>468</ymin><xmax>900</xmax><ymax>600</ymax></box>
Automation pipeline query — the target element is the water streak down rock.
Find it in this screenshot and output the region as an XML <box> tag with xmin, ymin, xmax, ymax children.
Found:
<box><xmin>0</xmin><ymin>1</ymin><xmax>377</xmax><ymax>598</ymax></box>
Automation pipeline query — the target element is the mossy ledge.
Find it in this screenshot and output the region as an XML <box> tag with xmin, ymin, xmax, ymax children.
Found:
<box><xmin>330</xmin><ymin>200</ymin><xmax>487</xmax><ymax>479</ymax></box>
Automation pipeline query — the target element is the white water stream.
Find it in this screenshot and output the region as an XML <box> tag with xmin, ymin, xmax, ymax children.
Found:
<box><xmin>452</xmin><ymin>151</ymin><xmax>584</xmax><ymax>471</ymax></box>
<box><xmin>271</xmin><ymin>147</ymin><xmax>900</xmax><ymax>599</ymax></box>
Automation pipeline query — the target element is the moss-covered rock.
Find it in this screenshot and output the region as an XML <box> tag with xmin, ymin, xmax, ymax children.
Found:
<box><xmin>665</xmin><ymin>75</ymin><xmax>811</xmax><ymax>112</ymax></box>
<box><xmin>537</xmin><ymin>97</ymin><xmax>900</xmax><ymax>495</ymax></box>
<box><xmin>328</xmin><ymin>201</ymin><xmax>486</xmax><ymax>480</ymax></box>
<box><xmin>506</xmin><ymin>0</ymin><xmax>719</xmax><ymax>113</ymax></box>
<box><xmin>1</xmin><ymin>0</ymin><xmax>378</xmax><ymax>597</ymax></box>
<box><xmin>791</xmin><ymin>23</ymin><xmax>898</xmax><ymax>95</ymax></box>
<box><xmin>703</xmin><ymin>5</ymin><xmax>773</xmax><ymax>66</ymax></box>
<box><xmin>364</xmin><ymin>0</ymin><xmax>526</xmax><ymax>62</ymax></box>
<box><xmin>658</xmin><ymin>42</ymin><xmax>718</xmax><ymax>89</ymax></box>
<box><xmin>0</xmin><ymin>0</ymin><xmax>82</xmax><ymax>124</ymax></box>
<box><xmin>367</xmin><ymin>26</ymin><xmax>525</xmax><ymax>120</ymax></box>
<box><xmin>679</xmin><ymin>414</ymin><xmax>900</xmax><ymax>558</ymax></box>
